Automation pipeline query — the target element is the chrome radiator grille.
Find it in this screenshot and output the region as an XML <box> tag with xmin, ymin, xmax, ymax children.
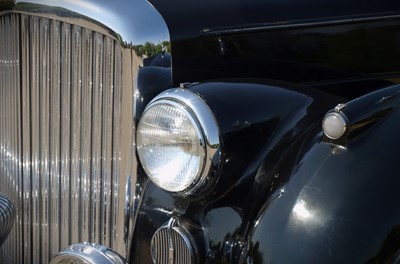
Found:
<box><xmin>0</xmin><ymin>12</ymin><xmax>128</xmax><ymax>263</ymax></box>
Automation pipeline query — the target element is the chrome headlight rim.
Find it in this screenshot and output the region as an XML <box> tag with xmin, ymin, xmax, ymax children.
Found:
<box><xmin>50</xmin><ymin>243</ymin><xmax>127</xmax><ymax>264</ymax></box>
<box><xmin>137</xmin><ymin>88</ymin><xmax>220</xmax><ymax>195</ymax></box>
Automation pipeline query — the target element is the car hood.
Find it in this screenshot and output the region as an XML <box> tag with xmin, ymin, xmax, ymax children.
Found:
<box><xmin>149</xmin><ymin>0</ymin><xmax>400</xmax><ymax>40</ymax></box>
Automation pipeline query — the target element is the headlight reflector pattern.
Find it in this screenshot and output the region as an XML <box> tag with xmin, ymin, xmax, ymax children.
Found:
<box><xmin>137</xmin><ymin>100</ymin><xmax>205</xmax><ymax>192</ymax></box>
<box><xmin>136</xmin><ymin>88</ymin><xmax>220</xmax><ymax>194</ymax></box>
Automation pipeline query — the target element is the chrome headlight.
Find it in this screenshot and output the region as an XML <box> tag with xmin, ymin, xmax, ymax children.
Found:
<box><xmin>50</xmin><ymin>243</ymin><xmax>127</xmax><ymax>264</ymax></box>
<box><xmin>137</xmin><ymin>88</ymin><xmax>220</xmax><ymax>194</ymax></box>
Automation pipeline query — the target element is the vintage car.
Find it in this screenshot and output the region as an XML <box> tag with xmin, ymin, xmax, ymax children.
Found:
<box><xmin>1</xmin><ymin>0</ymin><xmax>400</xmax><ymax>263</ymax></box>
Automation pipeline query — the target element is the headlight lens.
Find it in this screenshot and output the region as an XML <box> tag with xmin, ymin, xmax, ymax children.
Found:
<box><xmin>136</xmin><ymin>88</ymin><xmax>220</xmax><ymax>194</ymax></box>
<box><xmin>137</xmin><ymin>100</ymin><xmax>205</xmax><ymax>192</ymax></box>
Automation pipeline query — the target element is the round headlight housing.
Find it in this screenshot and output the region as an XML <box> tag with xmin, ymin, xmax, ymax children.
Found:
<box><xmin>50</xmin><ymin>243</ymin><xmax>127</xmax><ymax>264</ymax></box>
<box><xmin>136</xmin><ymin>88</ymin><xmax>220</xmax><ymax>194</ymax></box>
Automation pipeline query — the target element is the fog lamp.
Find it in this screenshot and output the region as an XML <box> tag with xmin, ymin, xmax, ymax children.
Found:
<box><xmin>137</xmin><ymin>88</ymin><xmax>220</xmax><ymax>194</ymax></box>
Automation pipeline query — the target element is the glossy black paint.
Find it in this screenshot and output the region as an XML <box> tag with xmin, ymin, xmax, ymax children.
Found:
<box><xmin>150</xmin><ymin>0</ymin><xmax>400</xmax><ymax>96</ymax></box>
<box><xmin>246</xmin><ymin>97</ymin><xmax>400</xmax><ymax>263</ymax></box>
<box><xmin>150</xmin><ymin>0</ymin><xmax>400</xmax><ymax>39</ymax></box>
<box><xmin>327</xmin><ymin>84</ymin><xmax>400</xmax><ymax>143</ymax></box>
<box><xmin>115</xmin><ymin>0</ymin><xmax>400</xmax><ymax>263</ymax></box>
<box><xmin>135</xmin><ymin>65</ymin><xmax>172</xmax><ymax>122</ymax></box>
<box><xmin>133</xmin><ymin>80</ymin><xmax>400</xmax><ymax>263</ymax></box>
<box><xmin>135</xmin><ymin>51</ymin><xmax>172</xmax><ymax>123</ymax></box>
<box><xmin>130</xmin><ymin>80</ymin><xmax>343</xmax><ymax>263</ymax></box>
<box><xmin>172</xmin><ymin>19</ymin><xmax>400</xmax><ymax>95</ymax></box>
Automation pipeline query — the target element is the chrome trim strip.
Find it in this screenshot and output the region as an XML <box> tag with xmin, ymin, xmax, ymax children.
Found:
<box><xmin>202</xmin><ymin>12</ymin><xmax>400</xmax><ymax>36</ymax></box>
<box><xmin>0</xmin><ymin>10</ymin><xmax>120</xmax><ymax>43</ymax></box>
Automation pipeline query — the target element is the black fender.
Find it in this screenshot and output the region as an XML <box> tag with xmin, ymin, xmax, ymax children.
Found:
<box><xmin>187</xmin><ymin>80</ymin><xmax>342</xmax><ymax>201</ymax></box>
<box><xmin>245</xmin><ymin>84</ymin><xmax>400</xmax><ymax>263</ymax></box>
<box><xmin>135</xmin><ymin>64</ymin><xmax>172</xmax><ymax>122</ymax></box>
<box><xmin>131</xmin><ymin>79</ymin><xmax>343</xmax><ymax>263</ymax></box>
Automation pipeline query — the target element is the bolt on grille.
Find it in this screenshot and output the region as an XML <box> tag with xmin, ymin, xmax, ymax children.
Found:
<box><xmin>0</xmin><ymin>12</ymin><xmax>127</xmax><ymax>263</ymax></box>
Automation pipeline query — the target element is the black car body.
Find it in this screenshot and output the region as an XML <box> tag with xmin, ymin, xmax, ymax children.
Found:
<box><xmin>1</xmin><ymin>0</ymin><xmax>400</xmax><ymax>263</ymax></box>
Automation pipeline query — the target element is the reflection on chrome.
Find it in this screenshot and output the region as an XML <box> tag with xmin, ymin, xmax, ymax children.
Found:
<box><xmin>293</xmin><ymin>199</ymin><xmax>312</xmax><ymax>221</ymax></box>
<box><xmin>0</xmin><ymin>11</ymin><xmax>132</xmax><ymax>263</ymax></box>
<box><xmin>331</xmin><ymin>144</ymin><xmax>348</xmax><ymax>155</ymax></box>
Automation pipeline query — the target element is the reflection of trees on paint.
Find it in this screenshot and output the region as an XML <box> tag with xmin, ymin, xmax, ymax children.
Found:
<box><xmin>366</xmin><ymin>225</ymin><xmax>400</xmax><ymax>263</ymax></box>
<box><xmin>133</xmin><ymin>41</ymin><xmax>171</xmax><ymax>57</ymax></box>
<box><xmin>209</xmin><ymin>230</ymin><xmax>264</xmax><ymax>263</ymax></box>
<box><xmin>0</xmin><ymin>1</ymin><xmax>14</xmax><ymax>10</ymax></box>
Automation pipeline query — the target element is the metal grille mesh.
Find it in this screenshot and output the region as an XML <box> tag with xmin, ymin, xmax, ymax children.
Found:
<box><xmin>151</xmin><ymin>226</ymin><xmax>194</xmax><ymax>264</ymax></box>
<box><xmin>0</xmin><ymin>13</ymin><xmax>124</xmax><ymax>263</ymax></box>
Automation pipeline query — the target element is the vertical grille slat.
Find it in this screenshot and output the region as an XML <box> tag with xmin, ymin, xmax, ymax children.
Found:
<box><xmin>0</xmin><ymin>13</ymin><xmax>125</xmax><ymax>263</ymax></box>
<box><xmin>39</xmin><ymin>17</ymin><xmax>51</xmax><ymax>262</ymax></box>
<box><xmin>59</xmin><ymin>21</ymin><xmax>71</xmax><ymax>250</ymax></box>
<box><xmin>101</xmin><ymin>36</ymin><xmax>114</xmax><ymax>246</ymax></box>
<box><xmin>80</xmin><ymin>27</ymin><xmax>93</xmax><ymax>244</ymax></box>
<box><xmin>21</xmin><ymin>13</ymin><xmax>31</xmax><ymax>264</ymax></box>
<box><xmin>13</xmin><ymin>13</ymin><xmax>23</xmax><ymax>264</ymax></box>
<box><xmin>112</xmin><ymin>43</ymin><xmax>122</xmax><ymax>246</ymax></box>
<box><xmin>91</xmin><ymin>32</ymin><xmax>103</xmax><ymax>244</ymax></box>
<box><xmin>30</xmin><ymin>15</ymin><xmax>41</xmax><ymax>264</ymax></box>
<box><xmin>50</xmin><ymin>19</ymin><xmax>61</xmax><ymax>258</ymax></box>
<box><xmin>70</xmin><ymin>24</ymin><xmax>82</xmax><ymax>245</ymax></box>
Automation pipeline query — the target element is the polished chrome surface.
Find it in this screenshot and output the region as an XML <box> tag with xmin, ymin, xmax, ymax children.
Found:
<box><xmin>0</xmin><ymin>13</ymin><xmax>22</xmax><ymax>263</ymax></box>
<box><xmin>0</xmin><ymin>11</ymin><xmax>135</xmax><ymax>263</ymax></box>
<box><xmin>14</xmin><ymin>0</ymin><xmax>170</xmax><ymax>44</ymax></box>
<box><xmin>151</xmin><ymin>219</ymin><xmax>195</xmax><ymax>264</ymax></box>
<box><xmin>0</xmin><ymin>193</ymin><xmax>15</xmax><ymax>246</ymax></box>
<box><xmin>147</xmin><ymin>88</ymin><xmax>221</xmax><ymax>195</ymax></box>
<box><xmin>50</xmin><ymin>243</ymin><xmax>127</xmax><ymax>264</ymax></box>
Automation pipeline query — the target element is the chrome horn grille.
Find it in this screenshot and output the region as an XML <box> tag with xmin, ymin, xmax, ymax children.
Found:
<box><xmin>0</xmin><ymin>12</ymin><xmax>132</xmax><ymax>263</ymax></box>
<box><xmin>151</xmin><ymin>219</ymin><xmax>196</xmax><ymax>264</ymax></box>
<box><xmin>0</xmin><ymin>193</ymin><xmax>15</xmax><ymax>246</ymax></box>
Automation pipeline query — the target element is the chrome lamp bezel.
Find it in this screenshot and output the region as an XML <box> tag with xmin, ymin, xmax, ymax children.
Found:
<box><xmin>137</xmin><ymin>88</ymin><xmax>220</xmax><ymax>195</ymax></box>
